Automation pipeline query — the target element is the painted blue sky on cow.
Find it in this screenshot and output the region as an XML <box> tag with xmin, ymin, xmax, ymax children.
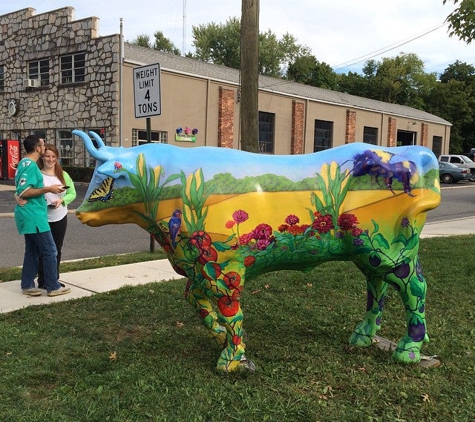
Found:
<box><xmin>74</xmin><ymin>130</ymin><xmax>438</xmax><ymax>198</ymax></box>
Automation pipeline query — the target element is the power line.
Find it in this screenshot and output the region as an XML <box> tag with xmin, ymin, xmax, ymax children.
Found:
<box><xmin>333</xmin><ymin>22</ymin><xmax>448</xmax><ymax>71</ymax></box>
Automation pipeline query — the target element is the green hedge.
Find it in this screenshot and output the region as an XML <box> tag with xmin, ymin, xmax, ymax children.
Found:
<box><xmin>63</xmin><ymin>166</ymin><xmax>95</xmax><ymax>183</ymax></box>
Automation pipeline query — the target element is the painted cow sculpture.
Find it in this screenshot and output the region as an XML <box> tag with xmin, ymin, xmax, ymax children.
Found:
<box><xmin>73</xmin><ymin>130</ymin><xmax>441</xmax><ymax>372</ymax></box>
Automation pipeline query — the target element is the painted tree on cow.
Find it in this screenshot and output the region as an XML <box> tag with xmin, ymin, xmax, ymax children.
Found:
<box><xmin>73</xmin><ymin>130</ymin><xmax>441</xmax><ymax>372</ymax></box>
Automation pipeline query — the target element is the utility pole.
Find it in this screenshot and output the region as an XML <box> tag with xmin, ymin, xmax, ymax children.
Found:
<box><xmin>240</xmin><ymin>0</ymin><xmax>259</xmax><ymax>152</ymax></box>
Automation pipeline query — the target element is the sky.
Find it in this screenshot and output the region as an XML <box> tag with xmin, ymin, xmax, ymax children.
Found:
<box><xmin>1</xmin><ymin>1</ymin><xmax>473</xmax><ymax>75</ymax></box>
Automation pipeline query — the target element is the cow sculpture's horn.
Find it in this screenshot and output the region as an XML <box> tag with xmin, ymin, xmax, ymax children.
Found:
<box><xmin>72</xmin><ymin>129</ymin><xmax>113</xmax><ymax>161</ymax></box>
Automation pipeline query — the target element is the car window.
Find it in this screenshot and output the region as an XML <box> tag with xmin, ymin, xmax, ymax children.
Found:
<box><xmin>449</xmin><ymin>157</ymin><xmax>462</xmax><ymax>164</ymax></box>
<box><xmin>440</xmin><ymin>156</ymin><xmax>448</xmax><ymax>162</ymax></box>
<box><xmin>460</xmin><ymin>156</ymin><xmax>472</xmax><ymax>163</ymax></box>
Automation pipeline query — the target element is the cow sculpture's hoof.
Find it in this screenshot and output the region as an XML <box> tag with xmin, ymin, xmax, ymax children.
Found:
<box><xmin>217</xmin><ymin>352</ymin><xmax>255</xmax><ymax>373</ymax></box>
<box><xmin>392</xmin><ymin>334</ymin><xmax>429</xmax><ymax>364</ymax></box>
<box><xmin>349</xmin><ymin>331</ymin><xmax>374</xmax><ymax>348</ymax></box>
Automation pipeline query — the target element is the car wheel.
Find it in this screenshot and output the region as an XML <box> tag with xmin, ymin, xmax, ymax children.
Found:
<box><xmin>441</xmin><ymin>173</ymin><xmax>454</xmax><ymax>184</ymax></box>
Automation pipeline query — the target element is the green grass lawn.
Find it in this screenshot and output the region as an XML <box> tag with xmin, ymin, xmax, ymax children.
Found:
<box><xmin>0</xmin><ymin>236</ymin><xmax>474</xmax><ymax>421</ymax></box>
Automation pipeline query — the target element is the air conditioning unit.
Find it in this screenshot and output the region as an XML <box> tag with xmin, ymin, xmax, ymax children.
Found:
<box><xmin>24</xmin><ymin>79</ymin><xmax>40</xmax><ymax>88</ymax></box>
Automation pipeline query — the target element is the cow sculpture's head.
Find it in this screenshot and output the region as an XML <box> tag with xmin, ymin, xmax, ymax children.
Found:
<box><xmin>74</xmin><ymin>129</ymin><xmax>158</xmax><ymax>228</ymax></box>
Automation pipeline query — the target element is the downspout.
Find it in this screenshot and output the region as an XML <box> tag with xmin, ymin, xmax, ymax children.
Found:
<box><xmin>119</xmin><ymin>18</ymin><xmax>124</xmax><ymax>147</ymax></box>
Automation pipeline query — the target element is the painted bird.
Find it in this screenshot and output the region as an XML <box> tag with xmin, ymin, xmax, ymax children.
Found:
<box><xmin>168</xmin><ymin>209</ymin><xmax>182</xmax><ymax>248</ymax></box>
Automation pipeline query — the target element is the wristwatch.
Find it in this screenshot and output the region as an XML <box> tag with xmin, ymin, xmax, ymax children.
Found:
<box><xmin>8</xmin><ymin>99</ymin><xmax>18</xmax><ymax>117</ymax></box>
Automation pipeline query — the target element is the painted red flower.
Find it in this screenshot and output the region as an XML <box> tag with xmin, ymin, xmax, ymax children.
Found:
<box><xmin>288</xmin><ymin>225</ymin><xmax>304</xmax><ymax>235</ymax></box>
<box><xmin>352</xmin><ymin>227</ymin><xmax>363</xmax><ymax>237</ymax></box>
<box><xmin>197</xmin><ymin>246</ymin><xmax>218</xmax><ymax>265</ymax></box>
<box><xmin>223</xmin><ymin>271</ymin><xmax>242</xmax><ymax>288</ymax></box>
<box><xmin>253</xmin><ymin>223</ymin><xmax>272</xmax><ymax>240</ymax></box>
<box><xmin>338</xmin><ymin>213</ymin><xmax>359</xmax><ymax>231</ymax></box>
<box><xmin>218</xmin><ymin>295</ymin><xmax>240</xmax><ymax>317</ymax></box>
<box><xmin>225</xmin><ymin>220</ymin><xmax>236</xmax><ymax>229</ymax></box>
<box><xmin>256</xmin><ymin>238</ymin><xmax>271</xmax><ymax>250</ymax></box>
<box><xmin>114</xmin><ymin>162</ymin><xmax>122</xmax><ymax>170</ymax></box>
<box><xmin>312</xmin><ymin>214</ymin><xmax>334</xmax><ymax>234</ymax></box>
<box><xmin>232</xmin><ymin>334</ymin><xmax>242</xmax><ymax>346</ymax></box>
<box><xmin>189</xmin><ymin>231</ymin><xmax>212</xmax><ymax>249</ymax></box>
<box><xmin>244</xmin><ymin>256</ymin><xmax>255</xmax><ymax>267</ymax></box>
<box><xmin>232</xmin><ymin>210</ymin><xmax>249</xmax><ymax>224</ymax></box>
<box><xmin>278</xmin><ymin>224</ymin><xmax>289</xmax><ymax>232</ymax></box>
<box><xmin>239</xmin><ymin>232</ymin><xmax>254</xmax><ymax>245</ymax></box>
<box><xmin>285</xmin><ymin>214</ymin><xmax>300</xmax><ymax>226</ymax></box>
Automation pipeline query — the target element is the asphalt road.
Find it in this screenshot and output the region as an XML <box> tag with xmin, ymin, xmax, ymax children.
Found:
<box><xmin>1</xmin><ymin>180</ymin><xmax>474</xmax><ymax>268</ymax></box>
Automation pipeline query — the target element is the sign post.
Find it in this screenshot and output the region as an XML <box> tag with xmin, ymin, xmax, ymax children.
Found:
<box><xmin>133</xmin><ymin>63</ymin><xmax>162</xmax><ymax>251</ymax></box>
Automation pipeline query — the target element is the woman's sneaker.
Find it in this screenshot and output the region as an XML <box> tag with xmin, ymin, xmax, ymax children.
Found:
<box><xmin>47</xmin><ymin>287</ymin><xmax>71</xmax><ymax>297</ymax></box>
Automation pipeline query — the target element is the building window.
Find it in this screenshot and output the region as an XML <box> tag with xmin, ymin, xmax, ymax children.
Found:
<box><xmin>363</xmin><ymin>126</ymin><xmax>378</xmax><ymax>145</ymax></box>
<box><xmin>132</xmin><ymin>129</ymin><xmax>168</xmax><ymax>146</ymax></box>
<box><xmin>432</xmin><ymin>136</ymin><xmax>442</xmax><ymax>156</ymax></box>
<box><xmin>28</xmin><ymin>59</ymin><xmax>49</xmax><ymax>87</ymax></box>
<box><xmin>0</xmin><ymin>66</ymin><xmax>4</xmax><ymax>91</ymax></box>
<box><xmin>314</xmin><ymin>120</ymin><xmax>333</xmax><ymax>152</ymax></box>
<box><xmin>57</xmin><ymin>129</ymin><xmax>74</xmax><ymax>166</ymax></box>
<box><xmin>60</xmin><ymin>52</ymin><xmax>86</xmax><ymax>84</ymax></box>
<box><xmin>258</xmin><ymin>112</ymin><xmax>275</xmax><ymax>154</ymax></box>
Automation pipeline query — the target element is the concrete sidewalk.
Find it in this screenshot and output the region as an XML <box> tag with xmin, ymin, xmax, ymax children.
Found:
<box><xmin>2</xmin><ymin>216</ymin><xmax>475</xmax><ymax>315</ymax></box>
<box><xmin>0</xmin><ymin>259</ymin><xmax>184</xmax><ymax>314</ymax></box>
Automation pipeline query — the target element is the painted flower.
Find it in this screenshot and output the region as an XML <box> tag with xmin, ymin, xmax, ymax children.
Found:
<box><xmin>192</xmin><ymin>128</ymin><xmax>198</xmax><ymax>135</ymax></box>
<box><xmin>256</xmin><ymin>238</ymin><xmax>271</xmax><ymax>250</ymax></box>
<box><xmin>312</xmin><ymin>214</ymin><xmax>334</xmax><ymax>234</ymax></box>
<box><xmin>199</xmin><ymin>309</ymin><xmax>210</xmax><ymax>318</ymax></box>
<box><xmin>239</xmin><ymin>232</ymin><xmax>254</xmax><ymax>245</ymax></box>
<box><xmin>223</xmin><ymin>271</ymin><xmax>241</xmax><ymax>289</ymax></box>
<box><xmin>285</xmin><ymin>214</ymin><xmax>300</xmax><ymax>226</ymax></box>
<box><xmin>189</xmin><ymin>231</ymin><xmax>212</xmax><ymax>249</ymax></box>
<box><xmin>218</xmin><ymin>295</ymin><xmax>240</xmax><ymax>317</ymax></box>
<box><xmin>225</xmin><ymin>220</ymin><xmax>236</xmax><ymax>229</ymax></box>
<box><xmin>244</xmin><ymin>256</ymin><xmax>255</xmax><ymax>267</ymax></box>
<box><xmin>114</xmin><ymin>162</ymin><xmax>122</xmax><ymax>170</ymax></box>
<box><xmin>288</xmin><ymin>225</ymin><xmax>304</xmax><ymax>235</ymax></box>
<box><xmin>184</xmin><ymin>126</ymin><xmax>191</xmax><ymax>135</ymax></box>
<box><xmin>278</xmin><ymin>224</ymin><xmax>289</xmax><ymax>232</ymax></box>
<box><xmin>176</xmin><ymin>127</ymin><xmax>183</xmax><ymax>134</ymax></box>
<box><xmin>232</xmin><ymin>210</ymin><xmax>249</xmax><ymax>224</ymax></box>
<box><xmin>353</xmin><ymin>238</ymin><xmax>364</xmax><ymax>246</ymax></box>
<box><xmin>232</xmin><ymin>334</ymin><xmax>242</xmax><ymax>346</ymax></box>
<box><xmin>197</xmin><ymin>246</ymin><xmax>218</xmax><ymax>265</ymax></box>
<box><xmin>337</xmin><ymin>213</ymin><xmax>358</xmax><ymax>231</ymax></box>
<box><xmin>352</xmin><ymin>227</ymin><xmax>363</xmax><ymax>237</ymax></box>
<box><xmin>253</xmin><ymin>223</ymin><xmax>272</xmax><ymax>240</ymax></box>
<box><xmin>401</xmin><ymin>217</ymin><xmax>410</xmax><ymax>228</ymax></box>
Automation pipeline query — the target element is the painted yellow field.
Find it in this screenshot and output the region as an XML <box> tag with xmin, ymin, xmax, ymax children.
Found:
<box><xmin>77</xmin><ymin>188</ymin><xmax>440</xmax><ymax>240</ymax></box>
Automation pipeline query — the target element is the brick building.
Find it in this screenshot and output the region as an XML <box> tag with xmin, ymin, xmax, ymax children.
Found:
<box><xmin>0</xmin><ymin>6</ymin><xmax>451</xmax><ymax>167</ymax></box>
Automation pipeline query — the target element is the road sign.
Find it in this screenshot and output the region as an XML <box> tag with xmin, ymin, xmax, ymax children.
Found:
<box><xmin>133</xmin><ymin>63</ymin><xmax>161</xmax><ymax>118</ymax></box>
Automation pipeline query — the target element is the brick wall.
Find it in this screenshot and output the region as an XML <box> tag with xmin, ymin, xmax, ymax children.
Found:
<box><xmin>345</xmin><ymin>110</ymin><xmax>356</xmax><ymax>143</ymax></box>
<box><xmin>291</xmin><ymin>101</ymin><xmax>304</xmax><ymax>154</ymax></box>
<box><xmin>387</xmin><ymin>117</ymin><xmax>397</xmax><ymax>147</ymax></box>
<box><xmin>218</xmin><ymin>87</ymin><xmax>235</xmax><ymax>148</ymax></box>
<box><xmin>421</xmin><ymin>123</ymin><xmax>428</xmax><ymax>147</ymax></box>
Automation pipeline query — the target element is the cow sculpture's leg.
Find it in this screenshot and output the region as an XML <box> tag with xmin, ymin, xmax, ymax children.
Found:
<box><xmin>351</xmin><ymin>257</ymin><xmax>428</xmax><ymax>363</ymax></box>
<box><xmin>184</xmin><ymin>279</ymin><xmax>226</xmax><ymax>347</ymax></box>
<box><xmin>350</xmin><ymin>270</ymin><xmax>388</xmax><ymax>347</ymax></box>
<box><xmin>383</xmin><ymin>257</ymin><xmax>429</xmax><ymax>364</ymax></box>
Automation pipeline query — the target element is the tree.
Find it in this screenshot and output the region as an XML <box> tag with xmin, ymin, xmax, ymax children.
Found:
<box><xmin>426</xmin><ymin>61</ymin><xmax>475</xmax><ymax>153</ymax></box>
<box><xmin>131</xmin><ymin>34</ymin><xmax>152</xmax><ymax>49</ymax></box>
<box><xmin>444</xmin><ymin>0</ymin><xmax>475</xmax><ymax>43</ymax></box>
<box><xmin>191</xmin><ymin>17</ymin><xmax>311</xmax><ymax>77</ymax></box>
<box><xmin>130</xmin><ymin>32</ymin><xmax>180</xmax><ymax>55</ymax></box>
<box><xmin>153</xmin><ymin>31</ymin><xmax>181</xmax><ymax>55</ymax></box>
<box><xmin>287</xmin><ymin>55</ymin><xmax>337</xmax><ymax>89</ymax></box>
